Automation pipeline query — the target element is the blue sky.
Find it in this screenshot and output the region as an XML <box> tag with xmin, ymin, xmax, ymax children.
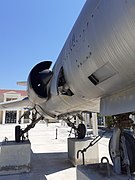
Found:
<box><xmin>0</xmin><ymin>0</ymin><xmax>85</xmax><ymax>90</ymax></box>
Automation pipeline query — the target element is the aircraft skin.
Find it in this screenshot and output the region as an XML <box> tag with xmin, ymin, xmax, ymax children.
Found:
<box><xmin>1</xmin><ymin>0</ymin><xmax>135</xmax><ymax>118</ymax></box>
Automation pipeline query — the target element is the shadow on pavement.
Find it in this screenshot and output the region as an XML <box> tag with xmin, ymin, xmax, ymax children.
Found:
<box><xmin>0</xmin><ymin>152</ymin><xmax>72</xmax><ymax>180</ymax></box>
<box><xmin>31</xmin><ymin>152</ymin><xmax>73</xmax><ymax>176</ymax></box>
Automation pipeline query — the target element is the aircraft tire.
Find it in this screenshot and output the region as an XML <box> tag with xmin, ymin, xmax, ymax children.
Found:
<box><xmin>77</xmin><ymin>124</ymin><xmax>86</xmax><ymax>139</ymax></box>
<box><xmin>109</xmin><ymin>132</ymin><xmax>135</xmax><ymax>173</ymax></box>
<box><xmin>15</xmin><ymin>125</ymin><xmax>21</xmax><ymax>142</ymax></box>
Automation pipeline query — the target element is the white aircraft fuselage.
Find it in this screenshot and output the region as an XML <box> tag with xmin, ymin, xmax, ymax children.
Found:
<box><xmin>27</xmin><ymin>0</ymin><xmax>135</xmax><ymax>118</ymax></box>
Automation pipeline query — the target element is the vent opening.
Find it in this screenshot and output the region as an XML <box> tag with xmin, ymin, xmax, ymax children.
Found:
<box><xmin>88</xmin><ymin>62</ymin><xmax>117</xmax><ymax>85</ymax></box>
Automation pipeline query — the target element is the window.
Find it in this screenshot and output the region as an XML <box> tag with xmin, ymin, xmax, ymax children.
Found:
<box><xmin>6</xmin><ymin>98</ymin><xmax>17</xmax><ymax>101</ymax></box>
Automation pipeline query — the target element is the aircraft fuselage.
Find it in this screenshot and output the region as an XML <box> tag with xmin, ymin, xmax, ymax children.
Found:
<box><xmin>34</xmin><ymin>0</ymin><xmax>135</xmax><ymax>117</ymax></box>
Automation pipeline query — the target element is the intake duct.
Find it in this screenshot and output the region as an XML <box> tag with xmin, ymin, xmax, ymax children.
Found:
<box><xmin>28</xmin><ymin>61</ymin><xmax>53</xmax><ymax>100</ymax></box>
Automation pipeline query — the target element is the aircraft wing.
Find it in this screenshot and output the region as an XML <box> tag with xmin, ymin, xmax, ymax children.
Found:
<box><xmin>16</xmin><ymin>81</ymin><xmax>27</xmax><ymax>86</ymax></box>
<box><xmin>0</xmin><ymin>97</ymin><xmax>32</xmax><ymax>110</ymax></box>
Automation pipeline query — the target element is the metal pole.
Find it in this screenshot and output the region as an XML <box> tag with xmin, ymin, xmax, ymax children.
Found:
<box><xmin>55</xmin><ymin>128</ymin><xmax>58</xmax><ymax>139</ymax></box>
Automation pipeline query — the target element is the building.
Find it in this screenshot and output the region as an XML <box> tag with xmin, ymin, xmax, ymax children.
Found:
<box><xmin>0</xmin><ymin>89</ymin><xmax>29</xmax><ymax>124</ymax></box>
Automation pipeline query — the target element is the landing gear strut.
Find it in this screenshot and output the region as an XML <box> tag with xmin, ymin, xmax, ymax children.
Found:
<box><xmin>109</xmin><ymin>131</ymin><xmax>135</xmax><ymax>174</ymax></box>
<box><xmin>15</xmin><ymin>108</ymin><xmax>43</xmax><ymax>142</ymax></box>
<box><xmin>109</xmin><ymin>113</ymin><xmax>135</xmax><ymax>176</ymax></box>
<box><xmin>64</xmin><ymin>114</ymin><xmax>86</xmax><ymax>139</ymax></box>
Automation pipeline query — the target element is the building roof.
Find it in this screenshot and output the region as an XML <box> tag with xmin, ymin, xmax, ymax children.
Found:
<box><xmin>0</xmin><ymin>89</ymin><xmax>27</xmax><ymax>96</ymax></box>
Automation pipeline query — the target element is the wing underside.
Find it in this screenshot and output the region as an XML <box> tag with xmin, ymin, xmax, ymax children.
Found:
<box><xmin>0</xmin><ymin>97</ymin><xmax>32</xmax><ymax>110</ymax></box>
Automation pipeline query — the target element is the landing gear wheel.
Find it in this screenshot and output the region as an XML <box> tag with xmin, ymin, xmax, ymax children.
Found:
<box><xmin>109</xmin><ymin>132</ymin><xmax>135</xmax><ymax>173</ymax></box>
<box><xmin>15</xmin><ymin>125</ymin><xmax>21</xmax><ymax>142</ymax></box>
<box><xmin>77</xmin><ymin>124</ymin><xmax>86</xmax><ymax>139</ymax></box>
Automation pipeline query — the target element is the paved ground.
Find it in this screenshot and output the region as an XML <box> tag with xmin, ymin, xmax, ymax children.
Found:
<box><xmin>0</xmin><ymin>122</ymin><xmax>112</xmax><ymax>180</ymax></box>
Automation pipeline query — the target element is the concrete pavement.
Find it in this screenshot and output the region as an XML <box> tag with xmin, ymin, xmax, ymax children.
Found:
<box><xmin>0</xmin><ymin>123</ymin><xmax>111</xmax><ymax>180</ymax></box>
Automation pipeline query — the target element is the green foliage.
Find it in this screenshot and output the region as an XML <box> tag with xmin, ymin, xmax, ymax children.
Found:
<box><xmin>105</xmin><ymin>116</ymin><xmax>114</xmax><ymax>128</ymax></box>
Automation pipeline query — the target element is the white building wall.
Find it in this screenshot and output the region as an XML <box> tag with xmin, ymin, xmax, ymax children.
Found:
<box><xmin>0</xmin><ymin>90</ymin><xmax>29</xmax><ymax>124</ymax></box>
